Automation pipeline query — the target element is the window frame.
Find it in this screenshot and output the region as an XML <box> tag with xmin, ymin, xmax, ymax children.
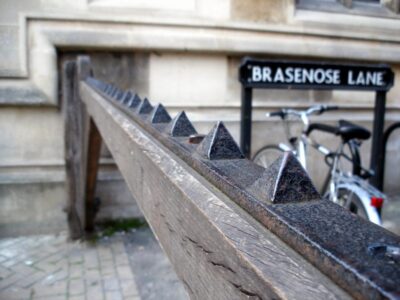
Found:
<box><xmin>296</xmin><ymin>0</ymin><xmax>399</xmax><ymax>18</ymax></box>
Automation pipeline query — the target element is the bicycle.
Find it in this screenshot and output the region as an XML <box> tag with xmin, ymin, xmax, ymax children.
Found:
<box><xmin>253</xmin><ymin>105</ymin><xmax>385</xmax><ymax>225</ymax></box>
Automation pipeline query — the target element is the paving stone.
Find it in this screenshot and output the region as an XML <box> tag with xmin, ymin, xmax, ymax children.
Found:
<box><xmin>110</xmin><ymin>243</ymin><xmax>125</xmax><ymax>255</ymax></box>
<box><xmin>120</xmin><ymin>280</ymin><xmax>139</xmax><ymax>297</ymax></box>
<box><xmin>101</xmin><ymin>266</ymin><xmax>116</xmax><ymax>277</ymax></box>
<box><xmin>68</xmin><ymin>278</ymin><xmax>85</xmax><ymax>296</ymax></box>
<box><xmin>16</xmin><ymin>270</ymin><xmax>46</xmax><ymax>288</ymax></box>
<box><xmin>0</xmin><ymin>255</ymin><xmax>8</xmax><ymax>264</ymax></box>
<box><xmin>32</xmin><ymin>281</ymin><xmax>67</xmax><ymax>298</ymax></box>
<box><xmin>103</xmin><ymin>278</ymin><xmax>120</xmax><ymax>291</ymax></box>
<box><xmin>0</xmin><ymin>272</ymin><xmax>24</xmax><ymax>290</ymax></box>
<box><xmin>69</xmin><ymin>265</ymin><xmax>83</xmax><ymax>279</ymax></box>
<box><xmin>0</xmin><ymin>286</ymin><xmax>32</xmax><ymax>299</ymax></box>
<box><xmin>2</xmin><ymin>258</ymin><xmax>19</xmax><ymax>268</ymax></box>
<box><xmin>116</xmin><ymin>266</ymin><xmax>134</xmax><ymax>280</ymax></box>
<box><xmin>86</xmin><ymin>279</ymin><xmax>104</xmax><ymax>300</ymax></box>
<box><xmin>67</xmin><ymin>294</ymin><xmax>85</xmax><ymax>300</ymax></box>
<box><xmin>0</xmin><ymin>265</ymin><xmax>13</xmax><ymax>279</ymax></box>
<box><xmin>85</xmin><ymin>268</ymin><xmax>102</xmax><ymax>280</ymax></box>
<box><xmin>0</xmin><ymin>229</ymin><xmax>190</xmax><ymax>300</ymax></box>
<box><xmin>105</xmin><ymin>290</ymin><xmax>123</xmax><ymax>300</ymax></box>
<box><xmin>124</xmin><ymin>296</ymin><xmax>141</xmax><ymax>300</ymax></box>
<box><xmin>33</xmin><ymin>295</ymin><xmax>66</xmax><ymax>300</ymax></box>
<box><xmin>98</xmin><ymin>248</ymin><xmax>113</xmax><ymax>261</ymax></box>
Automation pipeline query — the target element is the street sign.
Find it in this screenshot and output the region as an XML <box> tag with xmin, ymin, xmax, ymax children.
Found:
<box><xmin>240</xmin><ymin>58</ymin><xmax>394</xmax><ymax>91</ymax></box>
<box><xmin>238</xmin><ymin>57</ymin><xmax>395</xmax><ymax>190</ymax></box>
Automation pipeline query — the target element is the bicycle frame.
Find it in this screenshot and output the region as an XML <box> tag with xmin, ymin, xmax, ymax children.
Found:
<box><xmin>273</xmin><ymin>107</ymin><xmax>384</xmax><ymax>225</ymax></box>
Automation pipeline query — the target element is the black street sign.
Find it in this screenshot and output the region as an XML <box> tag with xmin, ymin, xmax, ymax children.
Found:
<box><xmin>238</xmin><ymin>57</ymin><xmax>395</xmax><ymax>190</ymax></box>
<box><xmin>239</xmin><ymin>58</ymin><xmax>394</xmax><ymax>91</ymax></box>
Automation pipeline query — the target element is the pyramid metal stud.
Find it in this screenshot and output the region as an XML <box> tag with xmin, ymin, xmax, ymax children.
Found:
<box><xmin>128</xmin><ymin>94</ymin><xmax>141</xmax><ymax>109</ymax></box>
<box><xmin>121</xmin><ymin>92</ymin><xmax>132</xmax><ymax>105</ymax></box>
<box><xmin>149</xmin><ymin>104</ymin><xmax>172</xmax><ymax>124</ymax></box>
<box><xmin>165</xmin><ymin>111</ymin><xmax>197</xmax><ymax>137</ymax></box>
<box><xmin>137</xmin><ymin>98</ymin><xmax>153</xmax><ymax>114</ymax></box>
<box><xmin>108</xmin><ymin>86</ymin><xmax>117</xmax><ymax>96</ymax></box>
<box><xmin>111</xmin><ymin>87</ymin><xmax>120</xmax><ymax>98</ymax></box>
<box><xmin>116</xmin><ymin>90</ymin><xmax>125</xmax><ymax>101</ymax></box>
<box><xmin>247</xmin><ymin>152</ymin><xmax>320</xmax><ymax>204</ymax></box>
<box><xmin>104</xmin><ymin>84</ymin><xmax>112</xmax><ymax>94</ymax></box>
<box><xmin>196</xmin><ymin>121</ymin><xmax>244</xmax><ymax>160</ymax></box>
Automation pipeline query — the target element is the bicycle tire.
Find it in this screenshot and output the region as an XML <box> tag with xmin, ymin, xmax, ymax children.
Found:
<box><xmin>253</xmin><ymin>145</ymin><xmax>284</xmax><ymax>169</ymax></box>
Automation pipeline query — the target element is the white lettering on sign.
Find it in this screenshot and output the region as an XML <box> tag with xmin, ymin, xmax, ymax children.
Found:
<box><xmin>274</xmin><ymin>68</ymin><xmax>284</xmax><ymax>82</ymax></box>
<box><xmin>263</xmin><ymin>67</ymin><xmax>272</xmax><ymax>81</ymax></box>
<box><xmin>252</xmin><ymin>66</ymin><xmax>262</xmax><ymax>82</ymax></box>
<box><xmin>251</xmin><ymin>66</ymin><xmax>342</xmax><ymax>85</ymax></box>
<box><xmin>348</xmin><ymin>71</ymin><xmax>385</xmax><ymax>86</ymax></box>
<box><xmin>251</xmin><ymin>66</ymin><xmax>386</xmax><ymax>87</ymax></box>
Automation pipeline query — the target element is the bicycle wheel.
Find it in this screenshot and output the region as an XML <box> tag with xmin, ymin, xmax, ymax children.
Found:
<box><xmin>253</xmin><ymin>145</ymin><xmax>284</xmax><ymax>169</ymax></box>
<box><xmin>337</xmin><ymin>187</ymin><xmax>368</xmax><ymax>220</ymax></box>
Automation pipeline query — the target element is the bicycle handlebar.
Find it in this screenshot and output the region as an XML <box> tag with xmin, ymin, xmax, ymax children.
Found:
<box><xmin>266</xmin><ymin>105</ymin><xmax>339</xmax><ymax>119</ymax></box>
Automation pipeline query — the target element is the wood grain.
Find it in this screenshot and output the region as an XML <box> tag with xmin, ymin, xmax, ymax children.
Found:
<box><xmin>63</xmin><ymin>56</ymin><xmax>99</xmax><ymax>237</ymax></box>
<box><xmin>62</xmin><ymin>60</ymin><xmax>84</xmax><ymax>239</ymax></box>
<box><xmin>79</xmin><ymin>82</ymin><xmax>352</xmax><ymax>300</ymax></box>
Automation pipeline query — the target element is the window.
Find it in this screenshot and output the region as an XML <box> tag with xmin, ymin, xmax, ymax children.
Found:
<box><xmin>297</xmin><ymin>0</ymin><xmax>399</xmax><ymax>17</ymax></box>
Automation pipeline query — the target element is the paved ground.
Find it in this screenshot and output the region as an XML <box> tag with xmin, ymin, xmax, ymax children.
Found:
<box><xmin>0</xmin><ymin>228</ymin><xmax>187</xmax><ymax>300</ymax></box>
<box><xmin>0</xmin><ymin>195</ymin><xmax>398</xmax><ymax>300</ymax></box>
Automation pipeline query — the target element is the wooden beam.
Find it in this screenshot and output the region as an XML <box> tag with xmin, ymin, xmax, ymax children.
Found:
<box><xmin>79</xmin><ymin>82</ymin><xmax>351</xmax><ymax>300</ymax></box>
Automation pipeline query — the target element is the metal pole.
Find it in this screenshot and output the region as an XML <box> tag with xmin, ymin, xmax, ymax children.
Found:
<box><xmin>240</xmin><ymin>87</ymin><xmax>253</xmax><ymax>158</ymax></box>
<box><xmin>370</xmin><ymin>91</ymin><xmax>387</xmax><ymax>190</ymax></box>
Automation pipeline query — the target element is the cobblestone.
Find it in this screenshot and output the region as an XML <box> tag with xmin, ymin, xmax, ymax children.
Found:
<box><xmin>0</xmin><ymin>232</ymin><xmax>140</xmax><ymax>300</ymax></box>
<box><xmin>0</xmin><ymin>228</ymin><xmax>188</xmax><ymax>300</ymax></box>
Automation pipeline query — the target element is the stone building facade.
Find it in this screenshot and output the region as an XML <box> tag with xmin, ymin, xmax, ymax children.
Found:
<box><xmin>0</xmin><ymin>0</ymin><xmax>399</xmax><ymax>235</ymax></box>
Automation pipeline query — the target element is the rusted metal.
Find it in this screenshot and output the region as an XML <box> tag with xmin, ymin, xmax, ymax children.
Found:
<box><xmin>85</xmin><ymin>76</ymin><xmax>400</xmax><ymax>300</ymax></box>
<box><xmin>188</xmin><ymin>134</ymin><xmax>205</xmax><ymax>144</ymax></box>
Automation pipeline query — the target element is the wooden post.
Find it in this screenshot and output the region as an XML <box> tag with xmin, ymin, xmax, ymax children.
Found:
<box><xmin>63</xmin><ymin>56</ymin><xmax>101</xmax><ymax>238</ymax></box>
<box><xmin>63</xmin><ymin>60</ymin><xmax>83</xmax><ymax>239</ymax></box>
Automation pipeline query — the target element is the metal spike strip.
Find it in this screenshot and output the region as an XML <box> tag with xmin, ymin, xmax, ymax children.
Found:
<box><xmin>83</xmin><ymin>76</ymin><xmax>400</xmax><ymax>300</ymax></box>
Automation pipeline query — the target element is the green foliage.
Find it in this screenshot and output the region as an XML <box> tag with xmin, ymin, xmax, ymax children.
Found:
<box><xmin>86</xmin><ymin>218</ymin><xmax>148</xmax><ymax>244</ymax></box>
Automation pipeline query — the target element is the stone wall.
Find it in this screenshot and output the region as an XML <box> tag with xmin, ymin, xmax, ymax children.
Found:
<box><xmin>0</xmin><ymin>0</ymin><xmax>399</xmax><ymax>236</ymax></box>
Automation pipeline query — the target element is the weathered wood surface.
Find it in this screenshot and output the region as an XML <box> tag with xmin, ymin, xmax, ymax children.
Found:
<box><xmin>84</xmin><ymin>118</ymin><xmax>102</xmax><ymax>231</ymax></box>
<box><xmin>63</xmin><ymin>56</ymin><xmax>99</xmax><ymax>236</ymax></box>
<box><xmin>79</xmin><ymin>82</ymin><xmax>351</xmax><ymax>300</ymax></box>
<box><xmin>63</xmin><ymin>60</ymin><xmax>83</xmax><ymax>239</ymax></box>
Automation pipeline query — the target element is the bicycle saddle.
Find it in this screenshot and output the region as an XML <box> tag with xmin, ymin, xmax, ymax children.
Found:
<box><xmin>306</xmin><ymin>120</ymin><xmax>370</xmax><ymax>141</ymax></box>
<box><xmin>337</xmin><ymin>120</ymin><xmax>371</xmax><ymax>141</ymax></box>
